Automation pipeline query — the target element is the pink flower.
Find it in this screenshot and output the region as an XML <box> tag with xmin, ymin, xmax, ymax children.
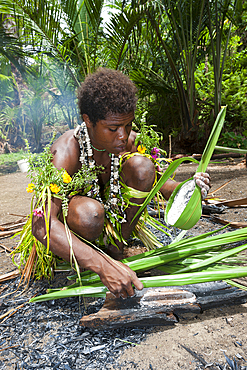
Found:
<box><xmin>151</xmin><ymin>147</ymin><xmax>160</xmax><ymax>160</ymax></box>
<box><xmin>33</xmin><ymin>207</ymin><xmax>44</xmax><ymax>218</ymax></box>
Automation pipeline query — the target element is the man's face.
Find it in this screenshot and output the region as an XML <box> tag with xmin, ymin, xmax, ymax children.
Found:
<box><xmin>85</xmin><ymin>111</ymin><xmax>135</xmax><ymax>155</ymax></box>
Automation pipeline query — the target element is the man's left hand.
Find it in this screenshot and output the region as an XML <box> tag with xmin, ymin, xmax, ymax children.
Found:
<box><xmin>194</xmin><ymin>172</ymin><xmax>211</xmax><ymax>200</ymax></box>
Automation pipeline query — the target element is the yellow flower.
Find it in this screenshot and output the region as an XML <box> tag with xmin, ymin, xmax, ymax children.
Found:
<box><xmin>50</xmin><ymin>183</ymin><xmax>60</xmax><ymax>194</ymax></box>
<box><xmin>26</xmin><ymin>183</ymin><xmax>35</xmax><ymax>193</ymax></box>
<box><xmin>62</xmin><ymin>170</ymin><xmax>72</xmax><ymax>183</ymax></box>
<box><xmin>137</xmin><ymin>145</ymin><xmax>146</xmax><ymax>154</ymax></box>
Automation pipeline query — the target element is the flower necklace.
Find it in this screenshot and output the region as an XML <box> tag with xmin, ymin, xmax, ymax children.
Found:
<box><xmin>74</xmin><ymin>122</ymin><xmax>126</xmax><ymax>223</ymax></box>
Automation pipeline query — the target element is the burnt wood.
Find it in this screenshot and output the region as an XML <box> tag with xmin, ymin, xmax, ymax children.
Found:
<box><xmin>80</xmin><ymin>281</ymin><xmax>247</xmax><ymax>329</ymax></box>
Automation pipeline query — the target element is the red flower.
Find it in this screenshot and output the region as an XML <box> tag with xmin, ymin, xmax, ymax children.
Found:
<box><xmin>33</xmin><ymin>207</ymin><xmax>44</xmax><ymax>218</ymax></box>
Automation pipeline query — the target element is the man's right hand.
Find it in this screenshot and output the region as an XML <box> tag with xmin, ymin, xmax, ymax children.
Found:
<box><xmin>98</xmin><ymin>254</ymin><xmax>143</xmax><ymax>298</ymax></box>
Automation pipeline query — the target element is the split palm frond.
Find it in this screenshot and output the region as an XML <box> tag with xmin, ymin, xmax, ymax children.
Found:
<box><xmin>133</xmin><ymin>107</ymin><xmax>227</xmax><ymax>231</ymax></box>
<box><xmin>164</xmin><ymin>106</ymin><xmax>227</xmax><ymax>229</ymax></box>
<box><xmin>30</xmin><ymin>225</ymin><xmax>247</xmax><ymax>303</ymax></box>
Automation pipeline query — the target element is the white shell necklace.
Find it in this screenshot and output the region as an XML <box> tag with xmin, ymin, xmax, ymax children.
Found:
<box><xmin>74</xmin><ymin>122</ymin><xmax>126</xmax><ymax>223</ymax></box>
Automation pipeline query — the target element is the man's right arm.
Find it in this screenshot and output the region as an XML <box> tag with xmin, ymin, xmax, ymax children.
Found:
<box><xmin>32</xmin><ymin>196</ymin><xmax>143</xmax><ymax>298</ymax></box>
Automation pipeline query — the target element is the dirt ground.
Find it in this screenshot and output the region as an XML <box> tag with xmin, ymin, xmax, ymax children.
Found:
<box><xmin>1</xmin><ymin>157</ymin><xmax>247</xmax><ymax>369</ymax></box>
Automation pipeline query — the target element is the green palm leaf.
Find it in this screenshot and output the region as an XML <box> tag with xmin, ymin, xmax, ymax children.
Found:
<box><xmin>0</xmin><ymin>0</ymin><xmax>105</xmax><ymax>82</ymax></box>
<box><xmin>197</xmin><ymin>106</ymin><xmax>227</xmax><ymax>173</ymax></box>
<box><xmin>30</xmin><ymin>266</ymin><xmax>247</xmax><ymax>303</ymax></box>
<box><xmin>164</xmin><ymin>106</ymin><xmax>227</xmax><ymax>229</ymax></box>
<box><xmin>132</xmin><ymin>156</ymin><xmax>199</xmax><ymax>224</ymax></box>
<box><xmin>30</xmin><ymin>226</ymin><xmax>247</xmax><ymax>303</ymax></box>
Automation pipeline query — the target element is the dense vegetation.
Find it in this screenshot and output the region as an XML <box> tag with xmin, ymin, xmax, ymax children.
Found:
<box><xmin>0</xmin><ymin>0</ymin><xmax>246</xmax><ymax>154</ymax></box>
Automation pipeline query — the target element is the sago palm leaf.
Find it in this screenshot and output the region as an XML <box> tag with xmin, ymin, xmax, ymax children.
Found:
<box><xmin>0</xmin><ymin>0</ymin><xmax>105</xmax><ymax>82</ymax></box>
<box><xmin>29</xmin><ymin>221</ymin><xmax>247</xmax><ymax>302</ymax></box>
<box><xmin>105</xmin><ymin>4</ymin><xmax>145</xmax><ymax>69</ymax></box>
<box><xmin>197</xmin><ymin>106</ymin><xmax>227</xmax><ymax>173</ymax></box>
<box><xmin>215</xmin><ymin>146</ymin><xmax>247</xmax><ymax>155</ymax></box>
<box><xmin>132</xmin><ymin>156</ymin><xmax>199</xmax><ymax>224</ymax></box>
<box><xmin>54</xmin><ymin>226</ymin><xmax>247</xmax><ymax>290</ymax></box>
<box><xmin>30</xmin><ymin>266</ymin><xmax>247</xmax><ymax>303</ymax></box>
<box><xmin>164</xmin><ymin>106</ymin><xmax>226</xmax><ymax>229</ymax></box>
<box><xmin>130</xmin><ymin>68</ymin><xmax>175</xmax><ymax>98</ymax></box>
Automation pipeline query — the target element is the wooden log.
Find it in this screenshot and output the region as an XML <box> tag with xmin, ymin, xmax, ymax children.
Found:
<box><xmin>0</xmin><ymin>269</ymin><xmax>20</xmax><ymax>283</ymax></box>
<box><xmin>202</xmin><ymin>214</ymin><xmax>247</xmax><ymax>228</ymax></box>
<box><xmin>0</xmin><ymin>228</ymin><xmax>23</xmax><ymax>238</ymax></box>
<box><xmin>80</xmin><ymin>288</ymin><xmax>199</xmax><ymax>329</ymax></box>
<box><xmin>179</xmin><ymin>281</ymin><xmax>247</xmax><ymax>310</ymax></box>
<box><xmin>0</xmin><ymin>243</ymin><xmax>12</xmax><ymax>253</ymax></box>
<box><xmin>215</xmin><ymin>197</ymin><xmax>247</xmax><ymax>207</ymax></box>
<box><xmin>80</xmin><ymin>281</ymin><xmax>247</xmax><ymax>330</ymax></box>
<box><xmin>0</xmin><ymin>221</ymin><xmax>26</xmax><ymax>231</ymax></box>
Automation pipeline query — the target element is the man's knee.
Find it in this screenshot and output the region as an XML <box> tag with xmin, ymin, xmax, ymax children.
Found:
<box><xmin>121</xmin><ymin>155</ymin><xmax>155</xmax><ymax>191</ymax></box>
<box><xmin>66</xmin><ymin>196</ymin><xmax>105</xmax><ymax>241</ymax></box>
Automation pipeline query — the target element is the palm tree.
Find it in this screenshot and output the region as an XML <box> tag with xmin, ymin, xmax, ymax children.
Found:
<box><xmin>105</xmin><ymin>0</ymin><xmax>245</xmax><ymax>148</ymax></box>
<box><xmin>0</xmin><ymin>0</ymin><xmax>107</xmax><ymax>83</ymax></box>
<box><xmin>0</xmin><ymin>0</ymin><xmax>245</xmax><ymax>150</ymax></box>
<box><xmin>0</xmin><ymin>0</ymin><xmax>108</xmax><ymax>147</ymax></box>
<box><xmin>105</xmin><ymin>0</ymin><xmax>208</xmax><ymax>146</ymax></box>
<box><xmin>205</xmin><ymin>0</ymin><xmax>243</xmax><ymax>117</ymax></box>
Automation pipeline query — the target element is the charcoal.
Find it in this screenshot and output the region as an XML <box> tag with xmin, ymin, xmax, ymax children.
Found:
<box><xmin>0</xmin><ymin>288</ymin><xmax>148</xmax><ymax>369</ymax></box>
<box><xmin>0</xmin><ymin>220</ymin><xmax>246</xmax><ymax>370</ymax></box>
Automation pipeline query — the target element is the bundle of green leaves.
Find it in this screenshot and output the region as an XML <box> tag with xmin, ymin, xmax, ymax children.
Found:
<box><xmin>26</xmin><ymin>140</ymin><xmax>101</xmax><ymax>216</ymax></box>
<box><xmin>134</xmin><ymin>112</ymin><xmax>166</xmax><ymax>157</ymax></box>
<box><xmin>12</xmin><ymin>139</ymin><xmax>102</xmax><ymax>281</ymax></box>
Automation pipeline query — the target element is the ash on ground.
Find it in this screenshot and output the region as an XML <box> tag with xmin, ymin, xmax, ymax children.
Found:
<box><xmin>0</xmin><ymin>275</ymin><xmax>152</xmax><ymax>370</ymax></box>
<box><xmin>0</xmin><ymin>213</ymin><xmax>246</xmax><ymax>370</ymax></box>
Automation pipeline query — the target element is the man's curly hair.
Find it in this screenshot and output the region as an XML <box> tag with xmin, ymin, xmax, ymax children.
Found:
<box><xmin>77</xmin><ymin>68</ymin><xmax>138</xmax><ymax>125</ymax></box>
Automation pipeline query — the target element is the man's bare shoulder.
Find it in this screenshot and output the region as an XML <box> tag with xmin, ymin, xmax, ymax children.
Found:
<box><xmin>51</xmin><ymin>130</ymin><xmax>81</xmax><ymax>175</ymax></box>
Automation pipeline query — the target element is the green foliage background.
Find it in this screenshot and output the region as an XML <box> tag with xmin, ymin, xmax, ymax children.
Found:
<box><xmin>0</xmin><ymin>0</ymin><xmax>246</xmax><ymax>154</ymax></box>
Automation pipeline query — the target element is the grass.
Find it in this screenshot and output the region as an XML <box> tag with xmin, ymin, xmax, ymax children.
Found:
<box><xmin>0</xmin><ymin>150</ymin><xmax>29</xmax><ymax>174</ymax></box>
<box><xmin>0</xmin><ymin>150</ymin><xmax>28</xmax><ymax>166</ymax></box>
